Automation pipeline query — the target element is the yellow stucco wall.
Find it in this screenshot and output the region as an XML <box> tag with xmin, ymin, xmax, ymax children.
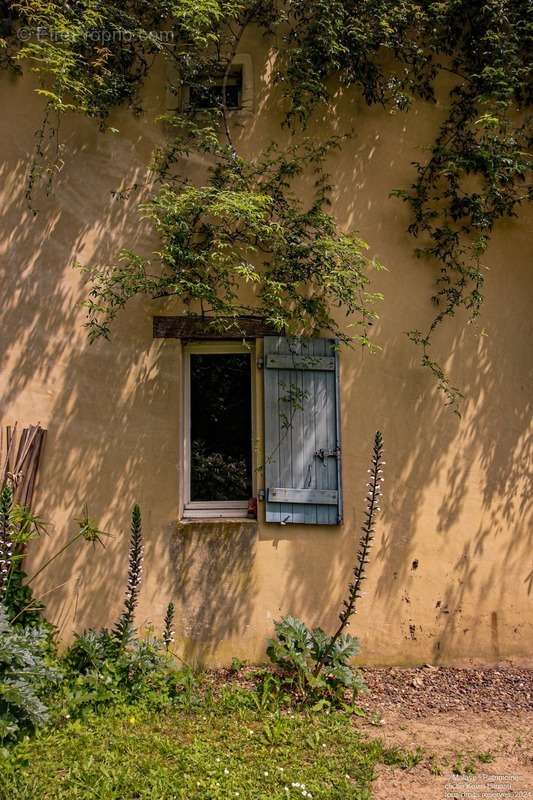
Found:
<box><xmin>0</xmin><ymin>35</ymin><xmax>531</xmax><ymax>666</ymax></box>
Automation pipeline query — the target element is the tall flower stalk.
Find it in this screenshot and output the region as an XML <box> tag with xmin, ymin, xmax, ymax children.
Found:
<box><xmin>113</xmin><ymin>504</ymin><xmax>144</xmax><ymax>647</ymax></box>
<box><xmin>313</xmin><ymin>431</ymin><xmax>385</xmax><ymax>678</ymax></box>
<box><xmin>163</xmin><ymin>602</ymin><xmax>175</xmax><ymax>652</ymax></box>
<box><xmin>0</xmin><ymin>484</ymin><xmax>14</xmax><ymax>600</ymax></box>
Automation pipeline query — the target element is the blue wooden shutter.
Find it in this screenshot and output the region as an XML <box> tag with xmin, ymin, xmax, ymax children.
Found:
<box><xmin>263</xmin><ymin>336</ymin><xmax>342</xmax><ymax>525</ymax></box>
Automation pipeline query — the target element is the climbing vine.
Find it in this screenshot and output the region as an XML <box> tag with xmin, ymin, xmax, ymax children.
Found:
<box><xmin>278</xmin><ymin>0</ymin><xmax>532</xmax><ymax>409</ymax></box>
<box><xmin>1</xmin><ymin>0</ymin><xmax>531</xmax><ymax>408</ymax></box>
<box><xmin>82</xmin><ymin>133</ymin><xmax>382</xmax><ymax>344</ymax></box>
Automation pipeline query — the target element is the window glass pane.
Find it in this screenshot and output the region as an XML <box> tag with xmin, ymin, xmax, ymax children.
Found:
<box><xmin>188</xmin><ymin>65</ymin><xmax>243</xmax><ymax>110</ymax></box>
<box><xmin>190</xmin><ymin>352</ymin><xmax>252</xmax><ymax>501</ymax></box>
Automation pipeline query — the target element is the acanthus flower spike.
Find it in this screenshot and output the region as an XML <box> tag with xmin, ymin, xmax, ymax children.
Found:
<box><xmin>313</xmin><ymin>431</ymin><xmax>384</xmax><ymax>679</ymax></box>
<box><xmin>0</xmin><ymin>484</ymin><xmax>14</xmax><ymax>600</ymax></box>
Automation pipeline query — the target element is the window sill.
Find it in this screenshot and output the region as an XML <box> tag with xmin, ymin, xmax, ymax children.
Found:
<box><xmin>177</xmin><ymin>517</ymin><xmax>258</xmax><ymax>527</ymax></box>
<box><xmin>183</xmin><ymin>502</ymin><xmax>250</xmax><ymax>519</ymax></box>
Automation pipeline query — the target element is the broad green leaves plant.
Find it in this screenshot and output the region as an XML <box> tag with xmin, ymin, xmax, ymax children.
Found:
<box><xmin>266</xmin><ymin>615</ymin><xmax>366</xmax><ymax>705</ymax></box>
<box><xmin>267</xmin><ymin>432</ymin><xmax>384</xmax><ymax>706</ymax></box>
<box><xmin>0</xmin><ymin>603</ymin><xmax>59</xmax><ymax>742</ymax></box>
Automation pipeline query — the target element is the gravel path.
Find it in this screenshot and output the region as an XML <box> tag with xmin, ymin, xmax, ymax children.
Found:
<box><xmin>358</xmin><ymin>665</ymin><xmax>533</xmax><ymax>717</ymax></box>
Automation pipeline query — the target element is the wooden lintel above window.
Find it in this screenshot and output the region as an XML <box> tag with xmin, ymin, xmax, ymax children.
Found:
<box><xmin>153</xmin><ymin>315</ymin><xmax>277</xmax><ymax>340</ymax></box>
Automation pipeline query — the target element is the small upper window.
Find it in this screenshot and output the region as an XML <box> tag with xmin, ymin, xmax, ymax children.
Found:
<box><xmin>177</xmin><ymin>55</ymin><xmax>254</xmax><ymax>114</ymax></box>
<box><xmin>183</xmin><ymin>342</ymin><xmax>254</xmax><ymax>518</ymax></box>
<box><xmin>188</xmin><ymin>64</ymin><xmax>243</xmax><ymax>111</ymax></box>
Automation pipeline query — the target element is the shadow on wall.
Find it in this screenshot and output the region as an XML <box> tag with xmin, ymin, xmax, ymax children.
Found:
<box><xmin>171</xmin><ymin>522</ymin><xmax>258</xmax><ymax>665</ymax></box>
<box><xmin>0</xmin><ymin>63</ymin><xmax>262</xmax><ymax>652</ymax></box>
<box><xmin>0</xmin><ymin>52</ymin><xmax>531</xmax><ymax>664</ymax></box>
<box><xmin>247</xmin><ymin>51</ymin><xmax>533</xmax><ymax>663</ymax></box>
<box><xmin>263</xmin><ymin>213</ymin><xmax>533</xmax><ymax>663</ymax></box>
<box><xmin>0</xmin><ymin>68</ymin><xmax>179</xmax><ymax>634</ymax></box>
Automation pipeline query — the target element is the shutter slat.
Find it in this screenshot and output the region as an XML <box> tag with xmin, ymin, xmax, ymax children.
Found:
<box><xmin>263</xmin><ymin>336</ymin><xmax>342</xmax><ymax>525</ymax></box>
<box><xmin>268</xmin><ymin>488</ymin><xmax>338</xmax><ymax>504</ymax></box>
<box><xmin>265</xmin><ymin>354</ymin><xmax>335</xmax><ymax>370</ymax></box>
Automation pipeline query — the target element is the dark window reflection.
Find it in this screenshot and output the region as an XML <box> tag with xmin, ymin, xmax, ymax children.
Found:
<box><xmin>188</xmin><ymin>65</ymin><xmax>243</xmax><ymax>110</ymax></box>
<box><xmin>190</xmin><ymin>353</ymin><xmax>252</xmax><ymax>501</ymax></box>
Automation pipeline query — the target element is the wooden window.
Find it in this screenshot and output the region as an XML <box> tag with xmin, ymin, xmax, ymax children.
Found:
<box><xmin>178</xmin><ymin>55</ymin><xmax>254</xmax><ymax>114</ymax></box>
<box><xmin>189</xmin><ymin>64</ymin><xmax>243</xmax><ymax>110</ymax></box>
<box><xmin>183</xmin><ymin>342</ymin><xmax>255</xmax><ymax>519</ymax></box>
<box><xmin>263</xmin><ymin>337</ymin><xmax>343</xmax><ymax>525</ymax></box>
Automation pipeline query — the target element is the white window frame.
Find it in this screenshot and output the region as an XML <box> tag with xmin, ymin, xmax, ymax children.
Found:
<box><xmin>182</xmin><ymin>341</ymin><xmax>256</xmax><ymax>519</ymax></box>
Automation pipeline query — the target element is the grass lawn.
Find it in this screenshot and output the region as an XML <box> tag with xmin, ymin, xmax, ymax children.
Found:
<box><xmin>0</xmin><ymin>690</ymin><xmax>415</xmax><ymax>800</ymax></box>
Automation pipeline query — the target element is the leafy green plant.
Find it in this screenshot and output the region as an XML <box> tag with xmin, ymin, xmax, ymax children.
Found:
<box><xmin>191</xmin><ymin>441</ymin><xmax>250</xmax><ymax>501</ymax></box>
<box><xmin>173</xmin><ymin>666</ymin><xmax>202</xmax><ymax>711</ymax></box>
<box><xmin>261</xmin><ymin>713</ymin><xmax>287</xmax><ymax>745</ymax></box>
<box><xmin>229</xmin><ymin>656</ymin><xmax>246</xmax><ymax>673</ymax></box>
<box><xmin>3</xmin><ymin>502</ymin><xmax>48</xmax><ymax>627</ymax></box>
<box><xmin>1</xmin><ymin>499</ymin><xmax>185</xmax><ymax>742</ymax></box>
<box><xmin>267</xmin><ymin>615</ymin><xmax>365</xmax><ymax>705</ymax></box>
<box><xmin>8</xmin><ymin>504</ymin><xmax>47</xmax><ymax>550</ymax></box>
<box><xmin>452</xmin><ymin>754</ymin><xmax>477</xmax><ymax>775</ymax></box>
<box><xmin>383</xmin><ymin>746</ymin><xmax>424</xmax><ymax>770</ymax></box>
<box><xmin>83</xmin><ymin>136</ymin><xmax>382</xmax><ymax>346</ymax></box>
<box><xmin>60</xmin><ymin>505</ymin><xmax>183</xmax><ymax>717</ymax></box>
<box><xmin>252</xmin><ymin>672</ymin><xmax>285</xmax><ymax>712</ymax></box>
<box><xmin>63</xmin><ymin>505</ymin><xmax>144</xmax><ymax>672</ymax></box>
<box><xmin>267</xmin><ymin>431</ymin><xmax>384</xmax><ymax>705</ymax></box>
<box><xmin>2</xmin><ymin>566</ymin><xmax>46</xmax><ymax>630</ymax></box>
<box><xmin>0</xmin><ymin>603</ymin><xmax>60</xmax><ymax>743</ymax></box>
<box><xmin>64</xmin><ymin>628</ymin><xmax>117</xmax><ymax>674</ymax></box>
<box><xmin>278</xmin><ymin>0</ymin><xmax>532</xmax><ymax>410</ymax></box>
<box><xmin>61</xmin><ymin>631</ymin><xmax>179</xmax><ymax>717</ymax></box>
<box><xmin>0</xmin><ymin>488</ymin><xmax>45</xmax><ymax>629</ymax></box>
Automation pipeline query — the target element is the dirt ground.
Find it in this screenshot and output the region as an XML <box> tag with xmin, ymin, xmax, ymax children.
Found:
<box><xmin>208</xmin><ymin>663</ymin><xmax>532</xmax><ymax>798</ymax></box>
<box><xmin>356</xmin><ymin>666</ymin><xmax>533</xmax><ymax>800</ymax></box>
